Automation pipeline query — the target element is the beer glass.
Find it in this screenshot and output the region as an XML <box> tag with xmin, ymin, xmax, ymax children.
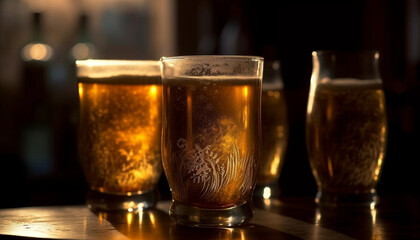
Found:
<box><xmin>160</xmin><ymin>55</ymin><xmax>263</xmax><ymax>227</ymax></box>
<box><xmin>306</xmin><ymin>51</ymin><xmax>387</xmax><ymax>208</ymax></box>
<box><xmin>254</xmin><ymin>60</ymin><xmax>288</xmax><ymax>199</ymax></box>
<box><xmin>76</xmin><ymin>60</ymin><xmax>162</xmax><ymax>211</ymax></box>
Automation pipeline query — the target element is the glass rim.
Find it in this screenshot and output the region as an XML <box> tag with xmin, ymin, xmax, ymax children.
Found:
<box><xmin>76</xmin><ymin>59</ymin><xmax>159</xmax><ymax>67</ymax></box>
<box><xmin>76</xmin><ymin>59</ymin><xmax>160</xmax><ymax>79</ymax></box>
<box><xmin>160</xmin><ymin>55</ymin><xmax>264</xmax><ymax>62</ymax></box>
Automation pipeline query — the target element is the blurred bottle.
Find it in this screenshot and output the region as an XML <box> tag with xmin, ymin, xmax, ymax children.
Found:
<box><xmin>67</xmin><ymin>14</ymin><xmax>96</xmax><ymax>97</ymax></box>
<box><xmin>219</xmin><ymin>0</ymin><xmax>252</xmax><ymax>54</ymax></box>
<box><xmin>254</xmin><ymin>60</ymin><xmax>289</xmax><ymax>199</ymax></box>
<box><xmin>18</xmin><ymin>12</ymin><xmax>55</xmax><ymax>177</ymax></box>
<box><xmin>70</xmin><ymin>14</ymin><xmax>96</xmax><ymax>62</ymax></box>
<box><xmin>53</xmin><ymin>13</ymin><xmax>97</xmax><ymax>175</ymax></box>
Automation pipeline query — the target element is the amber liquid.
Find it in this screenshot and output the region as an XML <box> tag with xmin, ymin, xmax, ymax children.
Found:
<box><xmin>78</xmin><ymin>76</ymin><xmax>162</xmax><ymax>194</ymax></box>
<box><xmin>306</xmin><ymin>79</ymin><xmax>387</xmax><ymax>194</ymax></box>
<box><xmin>257</xmin><ymin>86</ymin><xmax>288</xmax><ymax>184</ymax></box>
<box><xmin>162</xmin><ymin>77</ymin><xmax>261</xmax><ymax>208</ymax></box>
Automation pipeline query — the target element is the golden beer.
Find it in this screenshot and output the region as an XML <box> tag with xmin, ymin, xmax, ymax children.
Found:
<box><xmin>76</xmin><ymin>60</ymin><xmax>162</xmax><ymax>211</ymax></box>
<box><xmin>78</xmin><ymin>71</ymin><xmax>162</xmax><ymax>195</ymax></box>
<box><xmin>162</xmin><ymin>77</ymin><xmax>261</xmax><ymax>209</ymax></box>
<box><xmin>306</xmin><ymin>79</ymin><xmax>387</xmax><ymax>194</ymax></box>
<box><xmin>258</xmin><ymin>84</ymin><xmax>288</xmax><ymax>184</ymax></box>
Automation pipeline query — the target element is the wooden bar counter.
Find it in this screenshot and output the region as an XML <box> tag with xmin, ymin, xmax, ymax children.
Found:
<box><xmin>1</xmin><ymin>195</ymin><xmax>420</xmax><ymax>239</ymax></box>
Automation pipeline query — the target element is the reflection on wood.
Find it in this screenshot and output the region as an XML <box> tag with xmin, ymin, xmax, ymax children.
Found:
<box><xmin>0</xmin><ymin>206</ymin><xmax>127</xmax><ymax>239</ymax></box>
<box><xmin>0</xmin><ymin>201</ymin><xmax>361</xmax><ymax>239</ymax></box>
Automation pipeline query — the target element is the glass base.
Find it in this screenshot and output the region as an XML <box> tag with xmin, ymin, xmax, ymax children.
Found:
<box><xmin>169</xmin><ymin>201</ymin><xmax>254</xmax><ymax>227</ymax></box>
<box><xmin>315</xmin><ymin>189</ymin><xmax>378</xmax><ymax>208</ymax></box>
<box><xmin>86</xmin><ymin>189</ymin><xmax>156</xmax><ymax>212</ymax></box>
<box><xmin>253</xmin><ymin>182</ymin><xmax>280</xmax><ymax>199</ymax></box>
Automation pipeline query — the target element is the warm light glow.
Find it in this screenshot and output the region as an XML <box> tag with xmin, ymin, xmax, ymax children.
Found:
<box><xmin>243</xmin><ymin>86</ymin><xmax>248</xmax><ymax>98</ymax></box>
<box><xmin>327</xmin><ymin>156</ymin><xmax>334</xmax><ymax>177</ymax></box>
<box><xmin>78</xmin><ymin>83</ymin><xmax>83</xmax><ymax>99</ymax></box>
<box><xmin>379</xmin><ymin>100</ymin><xmax>384</xmax><ymax>111</ymax></box>
<box><xmin>374</xmin><ymin>126</ymin><xmax>386</xmax><ymax>181</ymax></box>
<box><xmin>149</xmin><ymin>212</ymin><xmax>156</xmax><ymax>226</ymax></box>
<box><xmin>150</xmin><ymin>86</ymin><xmax>157</xmax><ymax>97</ymax></box>
<box><xmin>263</xmin><ymin>187</ymin><xmax>271</xmax><ymax>199</ymax></box>
<box><xmin>242</xmin><ymin>86</ymin><xmax>249</xmax><ymax>129</ymax></box>
<box><xmin>91</xmin><ymin>84</ymin><xmax>98</xmax><ymax>98</ymax></box>
<box><xmin>21</xmin><ymin>43</ymin><xmax>53</xmax><ymax>61</ymax></box>
<box><xmin>370</xmin><ymin>202</ymin><xmax>376</xmax><ymax>211</ymax></box>
<box><xmin>139</xmin><ymin>211</ymin><xmax>144</xmax><ymax>225</ymax></box>
<box><xmin>371</xmin><ymin>208</ymin><xmax>377</xmax><ymax>224</ymax></box>
<box><xmin>263</xmin><ymin>198</ymin><xmax>271</xmax><ymax>208</ymax></box>
<box><xmin>71</xmin><ymin>42</ymin><xmax>95</xmax><ymax>60</ymax></box>
<box><xmin>270</xmin><ymin>154</ymin><xmax>280</xmax><ymax>176</ymax></box>
<box><xmin>138</xmin><ymin>203</ymin><xmax>145</xmax><ymax>210</ymax></box>
<box><xmin>240</xmin><ymin>230</ymin><xmax>246</xmax><ymax>240</ymax></box>
<box><xmin>374</xmin><ymin>157</ymin><xmax>383</xmax><ymax>181</ymax></box>
<box><xmin>315</xmin><ymin>209</ymin><xmax>321</xmax><ymax>224</ymax></box>
<box><xmin>98</xmin><ymin>212</ymin><xmax>107</xmax><ymax>224</ymax></box>
<box><xmin>307</xmin><ymin>52</ymin><xmax>320</xmax><ymax>114</ymax></box>
<box><xmin>126</xmin><ymin>212</ymin><xmax>133</xmax><ymax>225</ymax></box>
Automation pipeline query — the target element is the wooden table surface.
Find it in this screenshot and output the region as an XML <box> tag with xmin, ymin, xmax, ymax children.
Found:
<box><xmin>0</xmin><ymin>196</ymin><xmax>419</xmax><ymax>239</ymax></box>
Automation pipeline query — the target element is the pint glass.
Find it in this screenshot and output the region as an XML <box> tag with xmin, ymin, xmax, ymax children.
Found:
<box><xmin>76</xmin><ymin>60</ymin><xmax>162</xmax><ymax>211</ymax></box>
<box><xmin>255</xmin><ymin>60</ymin><xmax>288</xmax><ymax>199</ymax></box>
<box><xmin>306</xmin><ymin>51</ymin><xmax>387</xmax><ymax>207</ymax></box>
<box><xmin>161</xmin><ymin>55</ymin><xmax>263</xmax><ymax>227</ymax></box>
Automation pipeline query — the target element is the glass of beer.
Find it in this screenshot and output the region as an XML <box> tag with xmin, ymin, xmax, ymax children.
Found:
<box><xmin>254</xmin><ymin>60</ymin><xmax>288</xmax><ymax>199</ymax></box>
<box><xmin>160</xmin><ymin>55</ymin><xmax>263</xmax><ymax>227</ymax></box>
<box><xmin>306</xmin><ymin>51</ymin><xmax>387</xmax><ymax>208</ymax></box>
<box><xmin>76</xmin><ymin>60</ymin><xmax>162</xmax><ymax>211</ymax></box>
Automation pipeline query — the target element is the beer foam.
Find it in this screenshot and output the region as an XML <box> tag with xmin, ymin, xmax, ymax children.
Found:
<box><xmin>161</xmin><ymin>56</ymin><xmax>263</xmax><ymax>78</ymax></box>
<box><xmin>76</xmin><ymin>60</ymin><xmax>160</xmax><ymax>78</ymax></box>
<box><xmin>317</xmin><ymin>78</ymin><xmax>383</xmax><ymax>89</ymax></box>
<box><xmin>163</xmin><ymin>76</ymin><xmax>261</xmax><ymax>85</ymax></box>
<box><xmin>78</xmin><ymin>75</ymin><xmax>161</xmax><ymax>85</ymax></box>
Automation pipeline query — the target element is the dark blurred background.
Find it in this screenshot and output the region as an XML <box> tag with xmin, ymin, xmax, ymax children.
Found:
<box><xmin>0</xmin><ymin>0</ymin><xmax>419</xmax><ymax>208</ymax></box>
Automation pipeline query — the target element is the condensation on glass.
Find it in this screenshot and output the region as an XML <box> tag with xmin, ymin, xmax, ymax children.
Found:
<box><xmin>161</xmin><ymin>55</ymin><xmax>263</xmax><ymax>227</ymax></box>
<box><xmin>76</xmin><ymin>60</ymin><xmax>162</xmax><ymax>211</ymax></box>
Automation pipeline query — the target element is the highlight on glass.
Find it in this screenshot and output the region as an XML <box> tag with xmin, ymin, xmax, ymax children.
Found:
<box><xmin>76</xmin><ymin>59</ymin><xmax>162</xmax><ymax>212</ymax></box>
<box><xmin>306</xmin><ymin>50</ymin><xmax>387</xmax><ymax>208</ymax></box>
<box><xmin>160</xmin><ymin>55</ymin><xmax>263</xmax><ymax>227</ymax></box>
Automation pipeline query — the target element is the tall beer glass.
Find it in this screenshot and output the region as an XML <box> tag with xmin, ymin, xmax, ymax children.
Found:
<box><xmin>254</xmin><ymin>60</ymin><xmax>288</xmax><ymax>199</ymax></box>
<box><xmin>76</xmin><ymin>60</ymin><xmax>162</xmax><ymax>211</ymax></box>
<box><xmin>306</xmin><ymin>51</ymin><xmax>387</xmax><ymax>207</ymax></box>
<box><xmin>161</xmin><ymin>55</ymin><xmax>263</xmax><ymax>227</ymax></box>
